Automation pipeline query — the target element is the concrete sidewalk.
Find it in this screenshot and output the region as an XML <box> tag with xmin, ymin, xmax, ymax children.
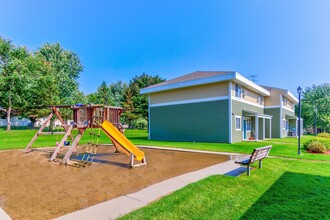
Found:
<box><xmin>55</xmin><ymin>160</ymin><xmax>245</xmax><ymax>220</ymax></box>
<box><xmin>0</xmin><ymin>208</ymin><xmax>11</xmax><ymax>220</ymax></box>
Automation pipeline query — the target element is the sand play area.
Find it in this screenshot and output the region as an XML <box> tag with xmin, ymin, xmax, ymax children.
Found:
<box><xmin>0</xmin><ymin>146</ymin><xmax>230</xmax><ymax>219</ymax></box>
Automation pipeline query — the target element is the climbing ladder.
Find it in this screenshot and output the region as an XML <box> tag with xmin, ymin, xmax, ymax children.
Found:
<box><xmin>74</xmin><ymin>126</ymin><xmax>101</xmax><ymax>167</ymax></box>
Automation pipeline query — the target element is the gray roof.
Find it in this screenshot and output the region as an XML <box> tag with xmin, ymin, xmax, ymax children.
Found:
<box><xmin>146</xmin><ymin>71</ymin><xmax>235</xmax><ymax>89</ymax></box>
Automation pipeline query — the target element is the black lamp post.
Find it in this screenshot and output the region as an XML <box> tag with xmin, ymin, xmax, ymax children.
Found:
<box><xmin>314</xmin><ymin>105</ymin><xmax>317</xmax><ymax>136</ymax></box>
<box><xmin>297</xmin><ymin>86</ymin><xmax>302</xmax><ymax>155</ymax></box>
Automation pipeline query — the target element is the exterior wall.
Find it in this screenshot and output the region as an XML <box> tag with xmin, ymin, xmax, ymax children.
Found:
<box><xmin>150</xmin><ymin>82</ymin><xmax>228</xmax><ymax>105</ymax></box>
<box><xmin>264</xmin><ymin>88</ymin><xmax>282</xmax><ymax>106</ymax></box>
<box><xmin>231</xmin><ymin>100</ymin><xmax>263</xmax><ymax>143</ymax></box>
<box><xmin>264</xmin><ymin>108</ymin><xmax>281</xmax><ymax>138</ymax></box>
<box><xmin>231</xmin><ymin>82</ymin><xmax>264</xmax><ymax>105</ymax></box>
<box><xmin>150</xmin><ymin>100</ymin><xmax>229</xmax><ymax>142</ymax></box>
<box><xmin>265</xmin><ymin>119</ymin><xmax>271</xmax><ymax>138</ymax></box>
<box><xmin>282</xmin><ymin>108</ymin><xmax>296</xmax><ymax>137</ymax></box>
<box><xmin>282</xmin><ymin>98</ymin><xmax>295</xmax><ymax>111</ymax></box>
<box><xmin>0</xmin><ymin>116</ymin><xmax>32</xmax><ymax>127</ymax></box>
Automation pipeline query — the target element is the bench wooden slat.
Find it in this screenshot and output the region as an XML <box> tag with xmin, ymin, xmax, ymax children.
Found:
<box><xmin>235</xmin><ymin>145</ymin><xmax>272</xmax><ymax>175</ymax></box>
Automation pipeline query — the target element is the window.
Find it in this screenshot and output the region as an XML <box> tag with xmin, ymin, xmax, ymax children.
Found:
<box><xmin>283</xmin><ymin>96</ymin><xmax>287</xmax><ymax>106</ymax></box>
<box><xmin>235</xmin><ymin>116</ymin><xmax>241</xmax><ymax>130</ymax></box>
<box><xmin>257</xmin><ymin>95</ymin><xmax>263</xmax><ymax>104</ymax></box>
<box><xmin>245</xmin><ymin>119</ymin><xmax>251</xmax><ymax>131</ymax></box>
<box><xmin>235</xmin><ymin>84</ymin><xmax>242</xmax><ymax>98</ymax></box>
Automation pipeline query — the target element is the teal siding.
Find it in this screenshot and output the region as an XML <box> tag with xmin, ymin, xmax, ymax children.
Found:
<box><xmin>150</xmin><ymin>100</ymin><xmax>229</xmax><ymax>142</ymax></box>
<box><xmin>232</xmin><ymin>100</ymin><xmax>263</xmax><ymax>143</ymax></box>
<box><xmin>264</xmin><ymin>108</ymin><xmax>281</xmax><ymax>138</ymax></box>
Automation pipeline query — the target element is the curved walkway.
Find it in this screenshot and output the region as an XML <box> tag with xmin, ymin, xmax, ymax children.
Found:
<box><xmin>55</xmin><ymin>158</ymin><xmax>245</xmax><ymax>220</ymax></box>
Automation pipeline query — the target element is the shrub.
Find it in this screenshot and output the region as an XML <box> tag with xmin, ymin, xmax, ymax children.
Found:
<box><xmin>317</xmin><ymin>132</ymin><xmax>330</xmax><ymax>139</ymax></box>
<box><xmin>304</xmin><ymin>138</ymin><xmax>330</xmax><ymax>150</ymax></box>
<box><xmin>305</xmin><ymin>141</ymin><xmax>327</xmax><ymax>153</ymax></box>
<box><xmin>316</xmin><ymin>138</ymin><xmax>330</xmax><ymax>150</ymax></box>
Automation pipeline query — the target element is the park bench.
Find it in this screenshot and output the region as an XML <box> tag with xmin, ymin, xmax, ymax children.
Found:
<box><xmin>235</xmin><ymin>145</ymin><xmax>272</xmax><ymax>176</ymax></box>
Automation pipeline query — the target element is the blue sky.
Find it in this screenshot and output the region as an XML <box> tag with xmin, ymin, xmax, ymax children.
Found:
<box><xmin>1</xmin><ymin>0</ymin><xmax>329</xmax><ymax>96</ymax></box>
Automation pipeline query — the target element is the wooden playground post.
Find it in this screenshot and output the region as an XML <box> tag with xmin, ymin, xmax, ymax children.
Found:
<box><xmin>49</xmin><ymin>124</ymin><xmax>74</xmax><ymax>161</ymax></box>
<box><xmin>62</xmin><ymin>128</ymin><xmax>86</xmax><ymax>165</ymax></box>
<box><xmin>25</xmin><ymin>111</ymin><xmax>54</xmax><ymax>152</ymax></box>
<box><xmin>25</xmin><ymin>106</ymin><xmax>73</xmax><ymax>152</ymax></box>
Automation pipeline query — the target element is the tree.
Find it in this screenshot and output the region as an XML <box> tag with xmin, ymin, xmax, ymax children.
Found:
<box><xmin>128</xmin><ymin>73</ymin><xmax>165</xmax><ymax>120</ymax></box>
<box><xmin>0</xmin><ymin>38</ymin><xmax>33</xmax><ymax>131</ymax></box>
<box><xmin>121</xmin><ymin>87</ymin><xmax>138</xmax><ymax>127</ymax></box>
<box><xmin>301</xmin><ymin>83</ymin><xmax>330</xmax><ymax>132</ymax></box>
<box><xmin>20</xmin><ymin>52</ymin><xmax>58</xmax><ymax>124</ymax></box>
<box><xmin>36</xmin><ymin>42</ymin><xmax>83</xmax><ymax>105</ymax></box>
<box><xmin>110</xmin><ymin>80</ymin><xmax>127</xmax><ymax>107</ymax></box>
<box><xmin>95</xmin><ymin>81</ymin><xmax>113</xmax><ymax>105</ymax></box>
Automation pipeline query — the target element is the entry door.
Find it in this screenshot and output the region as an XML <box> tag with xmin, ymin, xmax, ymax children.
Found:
<box><xmin>243</xmin><ymin>119</ymin><xmax>247</xmax><ymax>140</ymax></box>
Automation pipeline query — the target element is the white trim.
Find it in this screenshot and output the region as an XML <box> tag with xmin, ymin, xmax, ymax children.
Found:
<box><xmin>255</xmin><ymin>113</ymin><xmax>259</xmax><ymax>141</ymax></box>
<box><xmin>264</xmin><ymin>105</ymin><xmax>281</xmax><ymax>109</ymax></box>
<box><xmin>141</xmin><ymin>72</ymin><xmax>236</xmax><ymax>94</ymax></box>
<box><xmin>232</xmin><ymin>96</ymin><xmax>264</xmax><ymax>109</ymax></box>
<box><xmin>235</xmin><ymin>116</ymin><xmax>242</xmax><ymax>131</ymax></box>
<box><xmin>228</xmin><ymin>82</ymin><xmax>233</xmax><ymax>143</ymax></box>
<box><xmin>235</xmin><ymin>73</ymin><xmax>270</xmax><ymax>96</ymax></box>
<box><xmin>282</xmin><ymin>106</ymin><xmax>294</xmax><ymax>113</ymax></box>
<box><xmin>148</xmin><ymin>95</ymin><xmax>150</xmax><ymax>140</ymax></box>
<box><xmin>286</xmin><ymin>90</ymin><xmax>299</xmax><ymax>103</ymax></box>
<box><xmin>149</xmin><ymin>96</ymin><xmax>229</xmax><ymax>107</ymax></box>
<box><xmin>140</xmin><ymin>71</ymin><xmax>271</xmax><ymax>96</ymax></box>
<box><xmin>241</xmin><ymin>116</ymin><xmax>244</xmax><ymax>140</ymax></box>
<box><xmin>270</xmin><ymin>118</ymin><xmax>272</xmax><ymax>139</ymax></box>
<box><xmin>280</xmin><ymin>95</ymin><xmax>283</xmax><ymax>138</ymax></box>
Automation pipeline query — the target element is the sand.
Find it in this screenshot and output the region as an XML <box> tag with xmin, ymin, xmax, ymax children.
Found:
<box><xmin>0</xmin><ymin>146</ymin><xmax>229</xmax><ymax>219</ymax></box>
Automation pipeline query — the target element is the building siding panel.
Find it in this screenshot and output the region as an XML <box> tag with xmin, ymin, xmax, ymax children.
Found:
<box><xmin>231</xmin><ymin>100</ymin><xmax>263</xmax><ymax>143</ymax></box>
<box><xmin>150</xmin><ymin>82</ymin><xmax>228</xmax><ymax>104</ymax></box>
<box><xmin>264</xmin><ymin>108</ymin><xmax>281</xmax><ymax>138</ymax></box>
<box><xmin>150</xmin><ymin>100</ymin><xmax>229</xmax><ymax>142</ymax></box>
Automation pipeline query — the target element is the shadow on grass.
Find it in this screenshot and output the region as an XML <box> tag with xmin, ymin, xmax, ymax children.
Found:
<box><xmin>240</xmin><ymin>171</ymin><xmax>330</xmax><ymax>219</ymax></box>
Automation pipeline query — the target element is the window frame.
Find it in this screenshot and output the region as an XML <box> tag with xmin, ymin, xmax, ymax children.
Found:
<box><xmin>235</xmin><ymin>116</ymin><xmax>242</xmax><ymax>131</ymax></box>
<box><xmin>235</xmin><ymin>84</ymin><xmax>242</xmax><ymax>98</ymax></box>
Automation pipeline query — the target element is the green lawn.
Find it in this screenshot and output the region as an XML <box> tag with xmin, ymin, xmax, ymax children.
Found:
<box><xmin>1</xmin><ymin>128</ymin><xmax>330</xmax><ymax>219</ymax></box>
<box><xmin>121</xmin><ymin>158</ymin><xmax>330</xmax><ymax>219</ymax></box>
<box><xmin>0</xmin><ymin>128</ymin><xmax>329</xmax><ymax>161</ymax></box>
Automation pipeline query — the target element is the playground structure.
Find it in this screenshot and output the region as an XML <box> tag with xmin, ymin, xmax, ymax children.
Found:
<box><xmin>25</xmin><ymin>104</ymin><xmax>146</xmax><ymax>168</ymax></box>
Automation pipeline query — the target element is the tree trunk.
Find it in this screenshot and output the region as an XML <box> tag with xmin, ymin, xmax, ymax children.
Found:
<box><xmin>6</xmin><ymin>106</ymin><xmax>11</xmax><ymax>131</ymax></box>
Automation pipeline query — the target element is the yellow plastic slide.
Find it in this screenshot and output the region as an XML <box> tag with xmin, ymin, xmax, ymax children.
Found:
<box><xmin>99</xmin><ymin>120</ymin><xmax>145</xmax><ymax>161</ymax></box>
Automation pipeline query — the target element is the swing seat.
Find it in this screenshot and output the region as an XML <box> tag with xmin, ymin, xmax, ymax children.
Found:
<box><xmin>64</xmin><ymin>141</ymin><xmax>70</xmax><ymax>146</ymax></box>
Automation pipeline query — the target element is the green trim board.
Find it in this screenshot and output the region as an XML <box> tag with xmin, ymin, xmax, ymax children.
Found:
<box><xmin>149</xmin><ymin>100</ymin><xmax>229</xmax><ymax>142</ymax></box>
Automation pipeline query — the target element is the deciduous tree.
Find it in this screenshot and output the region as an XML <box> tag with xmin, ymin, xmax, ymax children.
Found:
<box><xmin>301</xmin><ymin>83</ymin><xmax>330</xmax><ymax>132</ymax></box>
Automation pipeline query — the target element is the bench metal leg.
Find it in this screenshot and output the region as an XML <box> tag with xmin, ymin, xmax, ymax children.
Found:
<box><xmin>259</xmin><ymin>160</ymin><xmax>262</xmax><ymax>169</ymax></box>
<box><xmin>247</xmin><ymin>165</ymin><xmax>250</xmax><ymax>176</ymax></box>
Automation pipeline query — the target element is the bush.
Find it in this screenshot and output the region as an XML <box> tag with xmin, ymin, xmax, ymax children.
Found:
<box><xmin>317</xmin><ymin>138</ymin><xmax>330</xmax><ymax>150</ymax></box>
<box><xmin>131</xmin><ymin>118</ymin><xmax>148</xmax><ymax>130</ymax></box>
<box><xmin>305</xmin><ymin>140</ymin><xmax>327</xmax><ymax>153</ymax></box>
<box><xmin>317</xmin><ymin>132</ymin><xmax>330</xmax><ymax>139</ymax></box>
<box><xmin>304</xmin><ymin>138</ymin><xmax>330</xmax><ymax>150</ymax></box>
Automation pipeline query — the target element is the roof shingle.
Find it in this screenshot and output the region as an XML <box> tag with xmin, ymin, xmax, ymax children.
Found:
<box><xmin>146</xmin><ymin>71</ymin><xmax>235</xmax><ymax>89</ymax></box>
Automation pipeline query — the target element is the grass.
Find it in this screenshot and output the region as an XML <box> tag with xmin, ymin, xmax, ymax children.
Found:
<box><xmin>1</xmin><ymin>128</ymin><xmax>329</xmax><ymax>219</ymax></box>
<box><xmin>0</xmin><ymin>128</ymin><xmax>329</xmax><ymax>161</ymax></box>
<box><xmin>121</xmin><ymin>158</ymin><xmax>330</xmax><ymax>219</ymax></box>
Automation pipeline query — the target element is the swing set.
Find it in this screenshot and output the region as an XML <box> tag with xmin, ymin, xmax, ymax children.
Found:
<box><xmin>25</xmin><ymin>104</ymin><xmax>146</xmax><ymax>168</ymax></box>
